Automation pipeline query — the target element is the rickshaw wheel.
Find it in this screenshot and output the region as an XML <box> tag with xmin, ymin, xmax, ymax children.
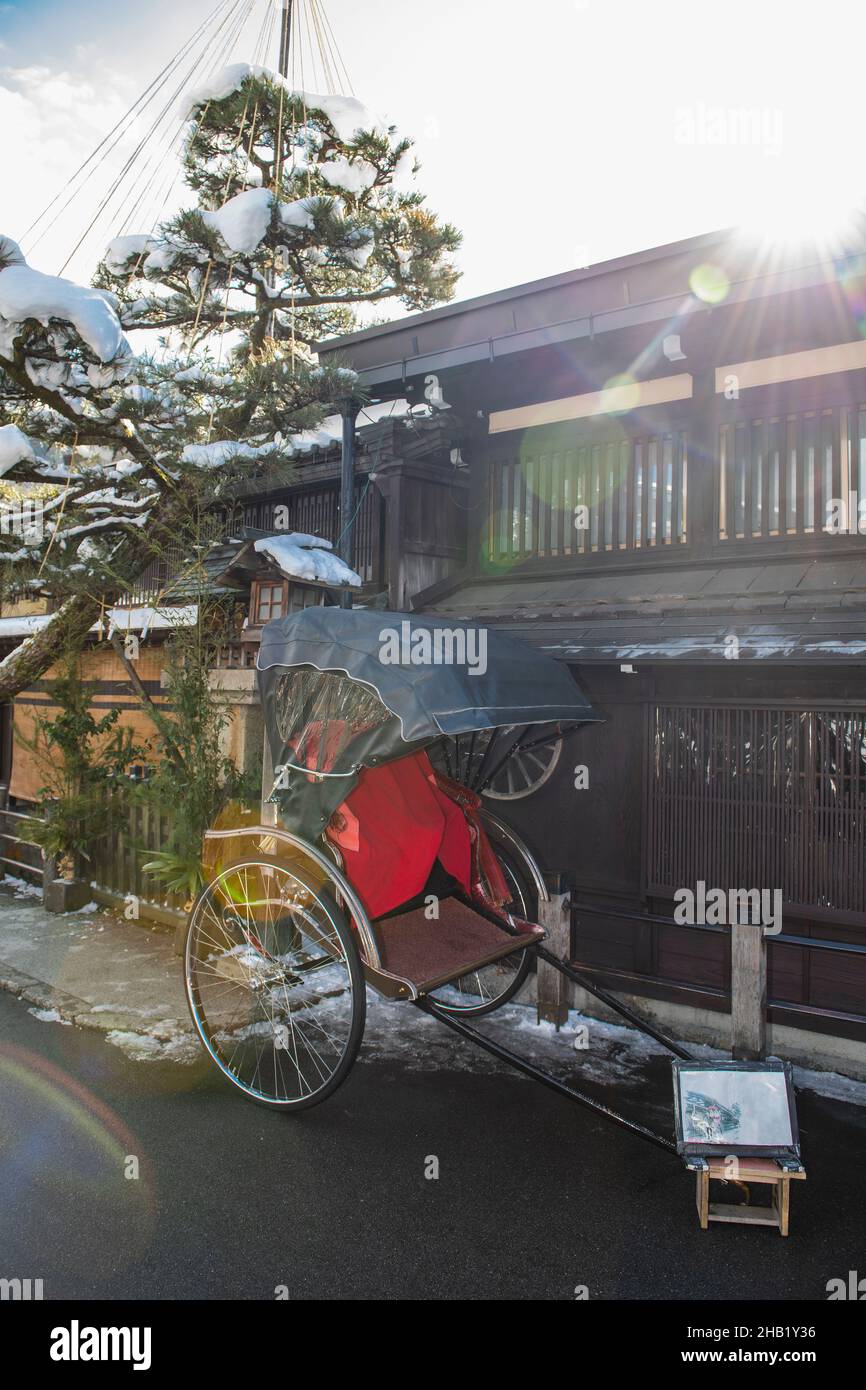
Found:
<box><xmin>426</xmin><ymin>844</ymin><xmax>535</xmax><ymax>1018</ymax></box>
<box><xmin>184</xmin><ymin>854</ymin><xmax>365</xmax><ymax>1110</ymax></box>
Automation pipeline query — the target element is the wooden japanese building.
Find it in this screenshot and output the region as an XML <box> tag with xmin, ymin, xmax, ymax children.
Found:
<box><xmin>305</xmin><ymin>226</ymin><xmax>866</xmax><ymax>1064</ymax></box>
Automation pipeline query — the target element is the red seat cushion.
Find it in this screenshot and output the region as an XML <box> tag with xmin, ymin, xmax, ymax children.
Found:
<box><xmin>326</xmin><ymin>750</ymin><xmax>474</xmax><ymax>919</ymax></box>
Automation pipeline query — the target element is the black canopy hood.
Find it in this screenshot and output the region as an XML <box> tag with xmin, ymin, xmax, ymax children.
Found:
<box><xmin>257</xmin><ymin>606</ymin><xmax>601</xmax><ymax>744</ymax></box>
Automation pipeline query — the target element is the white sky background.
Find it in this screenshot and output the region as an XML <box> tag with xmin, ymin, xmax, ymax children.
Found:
<box><xmin>1</xmin><ymin>0</ymin><xmax>865</xmax><ymax>306</ymax></box>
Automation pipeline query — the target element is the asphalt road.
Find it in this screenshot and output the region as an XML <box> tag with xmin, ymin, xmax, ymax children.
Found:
<box><xmin>1</xmin><ymin>988</ymin><xmax>864</xmax><ymax>1301</ymax></box>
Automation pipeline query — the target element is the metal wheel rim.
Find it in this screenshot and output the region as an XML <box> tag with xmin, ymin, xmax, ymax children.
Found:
<box><xmin>185</xmin><ymin>859</ymin><xmax>359</xmax><ymax>1106</ymax></box>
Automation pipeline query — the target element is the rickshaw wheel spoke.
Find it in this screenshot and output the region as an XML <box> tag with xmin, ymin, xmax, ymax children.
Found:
<box><xmin>184</xmin><ymin>856</ymin><xmax>365</xmax><ymax>1110</ymax></box>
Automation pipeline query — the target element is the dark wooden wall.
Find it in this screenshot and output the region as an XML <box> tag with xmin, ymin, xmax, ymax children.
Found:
<box><xmin>498</xmin><ymin>662</ymin><xmax>866</xmax><ymax>1042</ymax></box>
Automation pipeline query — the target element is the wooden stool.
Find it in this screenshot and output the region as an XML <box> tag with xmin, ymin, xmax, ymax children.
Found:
<box><xmin>695</xmin><ymin>1157</ymin><xmax>806</xmax><ymax>1236</ymax></box>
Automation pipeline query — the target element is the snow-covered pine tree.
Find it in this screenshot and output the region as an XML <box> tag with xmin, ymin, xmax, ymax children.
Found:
<box><xmin>0</xmin><ymin>66</ymin><xmax>461</xmax><ymax>700</ymax></box>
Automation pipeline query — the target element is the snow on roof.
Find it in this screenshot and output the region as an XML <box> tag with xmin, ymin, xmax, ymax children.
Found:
<box><xmin>254</xmin><ymin>533</ymin><xmax>361</xmax><ymax>588</ymax></box>
<box><xmin>104</xmin><ymin>605</ymin><xmax>198</xmax><ymax>638</ymax></box>
<box><xmin>182</xmin><ymin>438</ymin><xmax>283</xmax><ymax>469</ymax></box>
<box><xmin>181</xmin><ymin>63</ymin><xmax>387</xmax><ymax>142</ymax></box>
<box><xmin>0</xmin><ymin>261</ymin><xmax>127</xmax><ymax>363</ymax></box>
<box><xmin>0</xmin><ymin>614</ymin><xmax>52</xmax><ymax>639</ymax></box>
<box><xmin>180</xmin><ymin>401</ymin><xmax>417</xmax><ymax>470</ymax></box>
<box><xmin>287</xmin><ymin>399</ymin><xmax>418</xmax><ymax>453</ymax></box>
<box><xmin>0</xmin><ymin>423</ymin><xmax>36</xmax><ymax>476</ymax></box>
<box><xmin>0</xmin><ymin>606</ymin><xmax>198</xmax><ymax>645</ymax></box>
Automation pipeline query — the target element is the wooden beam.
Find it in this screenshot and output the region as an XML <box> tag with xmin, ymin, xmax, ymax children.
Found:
<box><xmin>489</xmin><ymin>373</ymin><xmax>693</xmax><ymax>435</ymax></box>
<box><xmin>731</xmin><ymin>920</ymin><xmax>767</xmax><ymax>1060</ymax></box>
<box><xmin>536</xmin><ymin>892</ymin><xmax>572</xmax><ymax>1028</ymax></box>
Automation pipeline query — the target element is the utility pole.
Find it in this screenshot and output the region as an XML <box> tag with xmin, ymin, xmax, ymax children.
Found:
<box><xmin>339</xmin><ymin>399</ymin><xmax>358</xmax><ymax>609</ymax></box>
<box><xmin>278</xmin><ymin>0</ymin><xmax>293</xmax><ymax>77</ymax></box>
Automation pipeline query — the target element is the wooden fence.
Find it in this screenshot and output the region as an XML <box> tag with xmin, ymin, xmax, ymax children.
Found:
<box><xmin>86</xmin><ymin>786</ymin><xmax>186</xmax><ymax>913</ymax></box>
<box><xmin>0</xmin><ymin>797</ymin><xmax>43</xmax><ymax>882</ymax></box>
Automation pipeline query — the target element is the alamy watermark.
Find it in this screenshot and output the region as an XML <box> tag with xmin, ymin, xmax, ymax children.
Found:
<box><xmin>0</xmin><ymin>499</ymin><xmax>43</xmax><ymax>542</ymax></box>
<box><xmin>674</xmin><ymin>104</ymin><xmax>783</xmax><ymax>156</ymax></box>
<box><xmin>674</xmin><ymin>880</ymin><xmax>782</xmax><ymax>933</ymax></box>
<box><xmin>825</xmin><ymin>495</ymin><xmax>866</xmax><ymax>536</ymax></box>
<box><xmin>50</xmin><ymin>1321</ymin><xmax>151</xmax><ymax>1371</ymax></box>
<box><xmin>378</xmin><ymin>620</ymin><xmax>487</xmax><ymax>676</ymax></box>
<box><xmin>0</xmin><ymin>1276</ymin><xmax>43</xmax><ymax>1300</ymax></box>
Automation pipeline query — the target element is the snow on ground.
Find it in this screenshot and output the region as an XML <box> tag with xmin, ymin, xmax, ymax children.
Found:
<box><xmin>1</xmin><ymin>873</ymin><xmax>43</xmax><ymax>900</ymax></box>
<box><xmin>17</xmin><ymin>958</ymin><xmax>866</xmax><ymax>1110</ymax></box>
<box><xmin>28</xmin><ymin>1006</ymin><xmax>71</xmax><ymax>1025</ymax></box>
<box><xmin>254</xmin><ymin>532</ymin><xmax>361</xmax><ymax>587</ymax></box>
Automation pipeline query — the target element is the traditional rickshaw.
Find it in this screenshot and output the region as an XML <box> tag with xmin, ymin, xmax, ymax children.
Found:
<box><xmin>183</xmin><ymin>607</ymin><xmax>693</xmax><ymax>1153</ymax></box>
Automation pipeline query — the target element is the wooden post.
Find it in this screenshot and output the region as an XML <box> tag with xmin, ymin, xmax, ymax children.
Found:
<box><xmin>731</xmin><ymin>921</ymin><xmax>767</xmax><ymax>1060</ymax></box>
<box><xmin>536</xmin><ymin>892</ymin><xmax>571</xmax><ymax>1028</ymax></box>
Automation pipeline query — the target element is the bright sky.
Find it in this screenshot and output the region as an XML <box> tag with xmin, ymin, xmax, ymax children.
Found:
<box><xmin>1</xmin><ymin>0</ymin><xmax>865</xmax><ymax>305</ymax></box>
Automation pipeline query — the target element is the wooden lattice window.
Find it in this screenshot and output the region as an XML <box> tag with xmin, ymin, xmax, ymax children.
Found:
<box><xmin>718</xmin><ymin>404</ymin><xmax>866</xmax><ymax>541</ymax></box>
<box><xmin>487</xmin><ymin>431</ymin><xmax>688</xmax><ymax>561</ymax></box>
<box><xmin>647</xmin><ymin>705</ymin><xmax>866</xmax><ymax>916</ymax></box>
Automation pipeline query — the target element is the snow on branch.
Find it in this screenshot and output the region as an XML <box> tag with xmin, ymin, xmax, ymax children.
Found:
<box><xmin>0</xmin><ymin>255</ymin><xmax>130</xmax><ymax>365</ymax></box>
<box><xmin>180</xmin><ymin>64</ymin><xmax>387</xmax><ymax>142</ymax></box>
<box><xmin>0</xmin><ymin>422</ymin><xmax>37</xmax><ymax>475</ymax></box>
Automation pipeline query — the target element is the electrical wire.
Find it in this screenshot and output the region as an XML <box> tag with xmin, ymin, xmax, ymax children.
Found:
<box><xmin>20</xmin><ymin>0</ymin><xmax>236</xmax><ymax>249</ymax></box>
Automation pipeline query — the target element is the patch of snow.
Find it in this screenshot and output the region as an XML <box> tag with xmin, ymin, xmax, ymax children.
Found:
<box><xmin>181</xmin><ymin>64</ymin><xmax>387</xmax><ymax>142</ymax></box>
<box><xmin>254</xmin><ymin>532</ymin><xmax>361</xmax><ymax>588</ymax></box>
<box><xmin>0</xmin><ymin>264</ymin><xmax>128</xmax><ymax>363</ymax></box>
<box><xmin>278</xmin><ymin>197</ymin><xmax>317</xmax><ymax>232</ymax></box>
<box><xmin>0</xmin><ymin>873</ymin><xmax>43</xmax><ymax>899</ymax></box>
<box><xmin>0</xmin><ymin>423</ymin><xmax>36</xmax><ymax>476</ymax></box>
<box><xmin>344</xmin><ymin>242</ymin><xmax>374</xmax><ymax>270</ymax></box>
<box><xmin>0</xmin><ymin>614</ymin><xmax>52</xmax><ymax>638</ymax></box>
<box><xmin>319</xmin><ymin>155</ymin><xmax>378</xmax><ymax>195</ymax></box>
<box><xmin>104</xmin><ymin>604</ymin><xmax>198</xmax><ymax>639</ymax></box>
<box><xmin>392</xmin><ymin>148</ymin><xmax>417</xmax><ymax>187</ymax></box>
<box><xmin>302</xmin><ymin>89</ymin><xmax>387</xmax><ymax>142</ymax></box>
<box><xmin>28</xmin><ymin>1007</ymin><xmax>72</xmax><ymax>1025</ymax></box>
<box><xmin>0</xmin><ymin>234</ymin><xmax>26</xmax><ymax>268</ymax></box>
<box><xmin>202</xmin><ymin>187</ymin><xmax>274</xmax><ymax>254</ymax></box>
<box><xmin>182</xmin><ymin>438</ymin><xmax>282</xmax><ymax>468</ymax></box>
<box><xmin>104</xmin><ymin>234</ymin><xmax>152</xmax><ymax>275</ymax></box>
<box><xmin>106</xmin><ymin>1028</ymin><xmax>199</xmax><ymax>1064</ymax></box>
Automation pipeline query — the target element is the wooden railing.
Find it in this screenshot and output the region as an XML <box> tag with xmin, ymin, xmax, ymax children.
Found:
<box><xmin>243</xmin><ymin>480</ymin><xmax>385</xmax><ymax>586</ymax></box>
<box><xmin>486</xmin><ymin>430</ymin><xmax>688</xmax><ymax>562</ymax></box>
<box><xmin>0</xmin><ymin>800</ymin><xmax>43</xmax><ymax>882</ymax></box>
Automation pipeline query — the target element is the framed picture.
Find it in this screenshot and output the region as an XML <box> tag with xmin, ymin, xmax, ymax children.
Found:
<box><xmin>671</xmin><ymin>1060</ymin><xmax>800</xmax><ymax>1161</ymax></box>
